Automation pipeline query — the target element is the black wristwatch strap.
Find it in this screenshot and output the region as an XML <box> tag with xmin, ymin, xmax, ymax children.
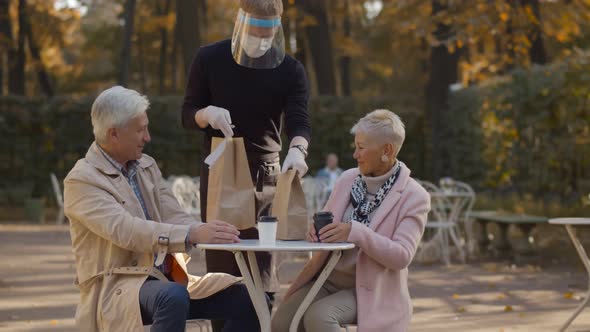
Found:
<box><xmin>291</xmin><ymin>144</ymin><xmax>308</xmax><ymax>158</ymax></box>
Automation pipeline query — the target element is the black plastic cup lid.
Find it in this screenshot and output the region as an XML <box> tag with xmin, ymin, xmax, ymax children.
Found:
<box><xmin>258</xmin><ymin>216</ymin><xmax>278</xmax><ymax>222</ymax></box>
<box><xmin>314</xmin><ymin>211</ymin><xmax>333</xmax><ymax>217</ymax></box>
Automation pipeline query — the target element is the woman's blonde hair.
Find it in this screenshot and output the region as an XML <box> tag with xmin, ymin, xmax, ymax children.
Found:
<box><xmin>351</xmin><ymin>109</ymin><xmax>406</xmax><ymax>155</ymax></box>
<box><xmin>240</xmin><ymin>0</ymin><xmax>283</xmax><ymax>16</ymax></box>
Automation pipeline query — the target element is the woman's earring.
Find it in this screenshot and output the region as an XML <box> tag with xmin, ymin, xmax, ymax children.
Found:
<box><xmin>381</xmin><ymin>155</ymin><xmax>389</xmax><ymax>163</ymax></box>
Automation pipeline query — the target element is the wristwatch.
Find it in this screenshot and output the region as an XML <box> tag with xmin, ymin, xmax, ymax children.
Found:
<box><xmin>291</xmin><ymin>144</ymin><xmax>308</xmax><ymax>158</ymax></box>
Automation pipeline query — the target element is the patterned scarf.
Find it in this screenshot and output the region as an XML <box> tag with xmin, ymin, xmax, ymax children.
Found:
<box><xmin>349</xmin><ymin>162</ymin><xmax>401</xmax><ymax>226</ymax></box>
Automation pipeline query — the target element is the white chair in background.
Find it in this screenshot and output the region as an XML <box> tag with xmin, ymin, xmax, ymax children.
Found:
<box><xmin>169</xmin><ymin>176</ymin><xmax>201</xmax><ymax>219</ymax></box>
<box><xmin>416</xmin><ymin>180</ymin><xmax>446</xmax><ymax>263</ymax></box>
<box><xmin>416</xmin><ymin>179</ymin><xmax>439</xmax><ymax>193</ymax></box>
<box><xmin>50</xmin><ymin>173</ymin><xmax>65</xmax><ymax>225</ymax></box>
<box><xmin>314</xmin><ymin>177</ymin><xmax>331</xmax><ymax>211</ymax></box>
<box><xmin>301</xmin><ymin>176</ymin><xmax>332</xmax><ymax>215</ymax></box>
<box><xmin>301</xmin><ymin>176</ymin><xmax>319</xmax><ymax>217</ymax></box>
<box><xmin>443</xmin><ymin>179</ymin><xmax>477</xmax><ymax>255</ymax></box>
<box><xmin>417</xmin><ymin>179</ymin><xmax>470</xmax><ymax>264</ymax></box>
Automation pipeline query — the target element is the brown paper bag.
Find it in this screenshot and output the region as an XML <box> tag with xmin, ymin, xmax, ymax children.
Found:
<box><xmin>206</xmin><ymin>137</ymin><xmax>255</xmax><ymax>230</ymax></box>
<box><xmin>271</xmin><ymin>169</ymin><xmax>308</xmax><ymax>240</ymax></box>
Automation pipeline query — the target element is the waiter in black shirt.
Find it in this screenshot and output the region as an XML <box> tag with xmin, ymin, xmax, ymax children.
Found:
<box><xmin>181</xmin><ymin>0</ymin><xmax>311</xmax><ymax>324</ymax></box>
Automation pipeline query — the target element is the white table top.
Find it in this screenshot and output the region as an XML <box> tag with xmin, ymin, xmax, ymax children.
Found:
<box><xmin>549</xmin><ymin>218</ymin><xmax>590</xmax><ymax>225</ymax></box>
<box><xmin>197</xmin><ymin>239</ymin><xmax>355</xmax><ymax>252</ymax></box>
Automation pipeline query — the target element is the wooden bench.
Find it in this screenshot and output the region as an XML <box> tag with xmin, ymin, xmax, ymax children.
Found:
<box><xmin>470</xmin><ymin>211</ymin><xmax>548</xmax><ymax>261</ymax></box>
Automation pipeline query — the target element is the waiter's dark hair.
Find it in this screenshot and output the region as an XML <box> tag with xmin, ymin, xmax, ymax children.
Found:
<box><xmin>240</xmin><ymin>0</ymin><xmax>283</xmax><ymax>16</ymax></box>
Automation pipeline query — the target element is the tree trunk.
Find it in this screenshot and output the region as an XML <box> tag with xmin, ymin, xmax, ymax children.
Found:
<box><xmin>426</xmin><ymin>0</ymin><xmax>458</xmax><ymax>180</ymax></box>
<box><xmin>199</xmin><ymin>0</ymin><xmax>207</xmax><ymax>30</ymax></box>
<box><xmin>21</xmin><ymin>0</ymin><xmax>53</xmax><ymax>97</ymax></box>
<box><xmin>0</xmin><ymin>0</ymin><xmax>11</xmax><ymax>95</ymax></box>
<box><xmin>137</xmin><ymin>32</ymin><xmax>147</xmax><ymax>92</ymax></box>
<box><xmin>0</xmin><ymin>51</ymin><xmax>3</xmax><ymax>94</ymax></box>
<box><xmin>294</xmin><ymin>20</ymin><xmax>310</xmax><ymax>88</ymax></box>
<box><xmin>175</xmin><ymin>0</ymin><xmax>202</xmax><ymax>75</ymax></box>
<box><xmin>281</xmin><ymin>0</ymin><xmax>293</xmax><ymax>54</ymax></box>
<box><xmin>339</xmin><ymin>0</ymin><xmax>351</xmax><ymax>96</ymax></box>
<box><xmin>9</xmin><ymin>0</ymin><xmax>25</xmax><ymax>95</ymax></box>
<box><xmin>170</xmin><ymin>20</ymin><xmax>178</xmax><ymax>92</ymax></box>
<box><xmin>298</xmin><ymin>0</ymin><xmax>336</xmax><ymax>95</ymax></box>
<box><xmin>118</xmin><ymin>0</ymin><xmax>136</xmax><ymax>87</ymax></box>
<box><xmin>522</xmin><ymin>0</ymin><xmax>547</xmax><ymax>64</ymax></box>
<box><xmin>156</xmin><ymin>0</ymin><xmax>171</xmax><ymax>94</ymax></box>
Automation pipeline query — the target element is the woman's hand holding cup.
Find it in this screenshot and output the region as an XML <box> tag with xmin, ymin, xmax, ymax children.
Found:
<box><xmin>312</xmin><ymin>211</ymin><xmax>334</xmax><ymax>243</ymax></box>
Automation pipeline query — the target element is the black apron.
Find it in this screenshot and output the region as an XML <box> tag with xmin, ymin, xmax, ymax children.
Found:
<box><xmin>199</xmin><ymin>136</ymin><xmax>280</xmax><ymax>293</ymax></box>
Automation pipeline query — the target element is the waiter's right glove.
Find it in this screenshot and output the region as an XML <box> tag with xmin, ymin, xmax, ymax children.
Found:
<box><xmin>202</xmin><ymin>106</ymin><xmax>234</xmax><ymax>138</ymax></box>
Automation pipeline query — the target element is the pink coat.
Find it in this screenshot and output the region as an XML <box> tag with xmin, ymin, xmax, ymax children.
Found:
<box><xmin>301</xmin><ymin>163</ymin><xmax>430</xmax><ymax>331</ymax></box>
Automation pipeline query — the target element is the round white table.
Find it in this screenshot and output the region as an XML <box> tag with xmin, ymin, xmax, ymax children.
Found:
<box><xmin>197</xmin><ymin>239</ymin><xmax>355</xmax><ymax>332</ymax></box>
<box><xmin>549</xmin><ymin>218</ymin><xmax>590</xmax><ymax>332</ymax></box>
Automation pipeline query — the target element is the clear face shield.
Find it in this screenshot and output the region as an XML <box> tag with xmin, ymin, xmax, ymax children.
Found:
<box><xmin>231</xmin><ymin>8</ymin><xmax>285</xmax><ymax>69</ymax></box>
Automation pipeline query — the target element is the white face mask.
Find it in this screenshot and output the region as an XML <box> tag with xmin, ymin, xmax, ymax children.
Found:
<box><xmin>242</xmin><ymin>34</ymin><xmax>273</xmax><ymax>58</ymax></box>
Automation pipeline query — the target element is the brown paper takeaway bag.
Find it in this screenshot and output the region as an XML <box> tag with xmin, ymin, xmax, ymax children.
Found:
<box><xmin>206</xmin><ymin>137</ymin><xmax>255</xmax><ymax>230</ymax></box>
<box><xmin>272</xmin><ymin>169</ymin><xmax>308</xmax><ymax>240</ymax></box>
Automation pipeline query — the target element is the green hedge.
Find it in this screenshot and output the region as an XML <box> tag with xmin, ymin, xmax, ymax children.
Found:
<box><xmin>4</xmin><ymin>51</ymin><xmax>590</xmax><ymax>208</ymax></box>
<box><xmin>453</xmin><ymin>51</ymin><xmax>590</xmax><ymax>198</ymax></box>
<box><xmin>0</xmin><ymin>95</ymin><xmax>425</xmax><ymax>205</ymax></box>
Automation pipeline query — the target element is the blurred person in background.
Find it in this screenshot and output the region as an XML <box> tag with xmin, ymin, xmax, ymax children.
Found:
<box><xmin>316</xmin><ymin>152</ymin><xmax>343</xmax><ymax>194</ymax></box>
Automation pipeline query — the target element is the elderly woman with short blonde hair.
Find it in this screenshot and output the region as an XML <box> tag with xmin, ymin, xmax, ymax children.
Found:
<box><xmin>272</xmin><ymin>109</ymin><xmax>431</xmax><ymax>332</ymax></box>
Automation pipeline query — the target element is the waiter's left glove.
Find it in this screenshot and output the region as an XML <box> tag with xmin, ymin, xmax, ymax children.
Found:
<box><xmin>282</xmin><ymin>147</ymin><xmax>308</xmax><ymax>177</ymax></box>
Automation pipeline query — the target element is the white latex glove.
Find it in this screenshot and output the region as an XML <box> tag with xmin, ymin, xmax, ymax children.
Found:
<box><xmin>202</xmin><ymin>106</ymin><xmax>234</xmax><ymax>137</ymax></box>
<box><xmin>282</xmin><ymin>147</ymin><xmax>308</xmax><ymax>177</ymax></box>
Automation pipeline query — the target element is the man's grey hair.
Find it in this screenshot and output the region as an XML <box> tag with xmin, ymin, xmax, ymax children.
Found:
<box><xmin>351</xmin><ymin>109</ymin><xmax>406</xmax><ymax>155</ymax></box>
<box><xmin>240</xmin><ymin>0</ymin><xmax>283</xmax><ymax>16</ymax></box>
<box><xmin>91</xmin><ymin>86</ymin><xmax>150</xmax><ymax>144</ymax></box>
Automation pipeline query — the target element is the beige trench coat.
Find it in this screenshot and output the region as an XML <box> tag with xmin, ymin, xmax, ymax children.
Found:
<box><xmin>64</xmin><ymin>142</ymin><xmax>241</xmax><ymax>331</ymax></box>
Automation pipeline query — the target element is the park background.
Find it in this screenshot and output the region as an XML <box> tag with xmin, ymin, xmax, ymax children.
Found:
<box><xmin>3</xmin><ymin>1</ymin><xmax>590</xmax><ymax>331</ymax></box>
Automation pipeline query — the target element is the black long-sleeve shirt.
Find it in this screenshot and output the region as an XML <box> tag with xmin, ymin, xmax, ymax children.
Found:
<box><xmin>181</xmin><ymin>39</ymin><xmax>311</xmax><ymax>155</ymax></box>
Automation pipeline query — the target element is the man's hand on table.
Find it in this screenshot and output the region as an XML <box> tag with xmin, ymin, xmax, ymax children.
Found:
<box><xmin>190</xmin><ymin>221</ymin><xmax>240</xmax><ymax>244</ymax></box>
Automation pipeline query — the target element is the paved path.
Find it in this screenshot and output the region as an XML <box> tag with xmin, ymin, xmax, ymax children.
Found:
<box><xmin>1</xmin><ymin>224</ymin><xmax>589</xmax><ymax>332</ymax></box>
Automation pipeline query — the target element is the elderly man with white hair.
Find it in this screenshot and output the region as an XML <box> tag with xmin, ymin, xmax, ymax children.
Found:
<box><xmin>64</xmin><ymin>86</ymin><xmax>260</xmax><ymax>332</ymax></box>
<box><xmin>272</xmin><ymin>109</ymin><xmax>431</xmax><ymax>332</ymax></box>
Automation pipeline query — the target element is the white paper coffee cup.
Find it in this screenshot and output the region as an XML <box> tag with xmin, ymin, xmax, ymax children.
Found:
<box><xmin>258</xmin><ymin>216</ymin><xmax>278</xmax><ymax>245</ymax></box>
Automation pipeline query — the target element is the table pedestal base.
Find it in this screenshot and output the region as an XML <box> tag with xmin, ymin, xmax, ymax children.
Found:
<box><xmin>234</xmin><ymin>250</ymin><xmax>343</xmax><ymax>332</ymax></box>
